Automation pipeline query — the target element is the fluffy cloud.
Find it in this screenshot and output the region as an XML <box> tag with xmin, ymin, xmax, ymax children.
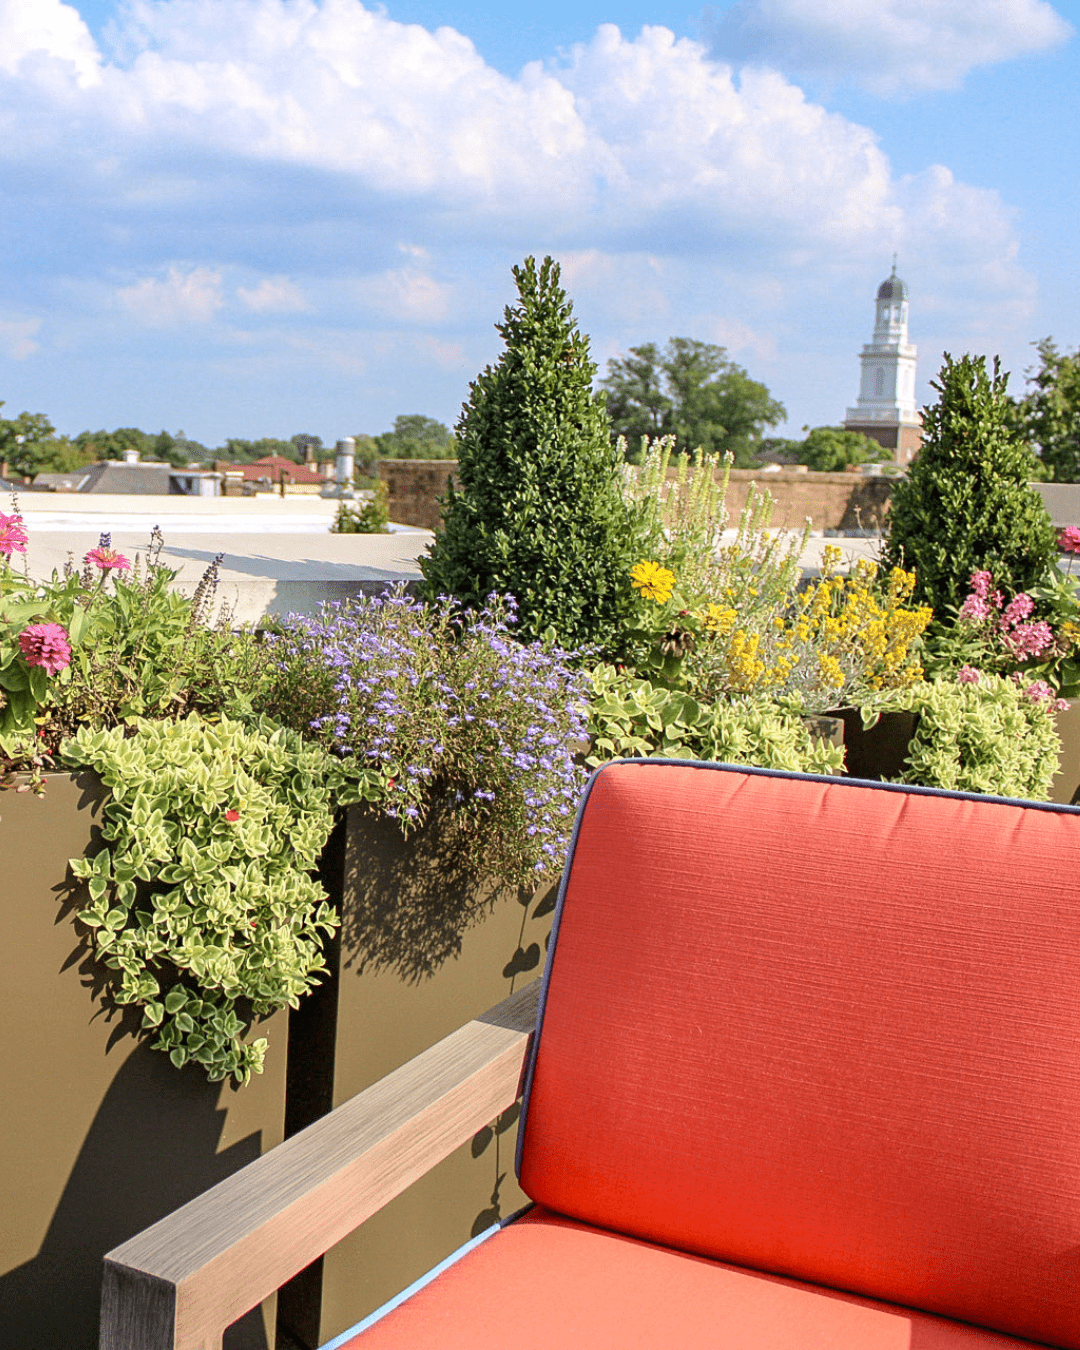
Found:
<box><xmin>708</xmin><ymin>0</ymin><xmax>1072</xmax><ymax>95</ymax></box>
<box><xmin>237</xmin><ymin>275</ymin><xmax>308</xmax><ymax>313</ymax></box>
<box><xmin>0</xmin><ymin>0</ymin><xmax>1043</xmax><ymax>437</ymax></box>
<box><xmin>0</xmin><ymin>312</ymin><xmax>42</xmax><ymax>359</ymax></box>
<box><xmin>117</xmin><ymin>265</ymin><xmax>224</xmax><ymax>325</ymax></box>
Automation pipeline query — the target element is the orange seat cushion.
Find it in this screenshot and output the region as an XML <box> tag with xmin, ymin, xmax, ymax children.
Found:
<box><xmin>518</xmin><ymin>763</ymin><xmax>1080</xmax><ymax>1348</ymax></box>
<box><xmin>343</xmin><ymin>1207</ymin><xmax>1044</xmax><ymax>1348</ymax></box>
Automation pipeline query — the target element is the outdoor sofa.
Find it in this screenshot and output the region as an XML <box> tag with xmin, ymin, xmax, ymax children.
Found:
<box><xmin>102</xmin><ymin>759</ymin><xmax>1080</xmax><ymax>1348</ymax></box>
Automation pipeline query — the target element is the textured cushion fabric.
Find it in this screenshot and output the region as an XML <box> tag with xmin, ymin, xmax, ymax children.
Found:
<box><xmin>517</xmin><ymin>762</ymin><xmax>1080</xmax><ymax>1349</ymax></box>
<box><xmin>344</xmin><ymin>1207</ymin><xmax>1045</xmax><ymax>1348</ymax></box>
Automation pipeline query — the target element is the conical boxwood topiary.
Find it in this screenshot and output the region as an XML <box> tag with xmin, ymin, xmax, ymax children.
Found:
<box><xmin>421</xmin><ymin>256</ymin><xmax>641</xmax><ymax>653</ymax></box>
<box><xmin>883</xmin><ymin>353</ymin><xmax>1056</xmax><ymax>618</ymax></box>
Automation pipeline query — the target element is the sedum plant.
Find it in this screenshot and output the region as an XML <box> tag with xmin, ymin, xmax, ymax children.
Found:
<box><xmin>861</xmin><ymin>675</ymin><xmax>1062</xmax><ymax>800</ymax></box>
<box><xmin>63</xmin><ymin>714</ymin><xmax>339</xmax><ymax>1083</ymax></box>
<box><xmin>586</xmin><ymin>663</ymin><xmax>843</xmax><ymax>775</ymax></box>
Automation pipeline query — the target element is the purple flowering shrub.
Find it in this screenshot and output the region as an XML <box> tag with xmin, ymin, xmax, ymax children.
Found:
<box><xmin>260</xmin><ymin>588</ymin><xmax>590</xmax><ymax>888</ymax></box>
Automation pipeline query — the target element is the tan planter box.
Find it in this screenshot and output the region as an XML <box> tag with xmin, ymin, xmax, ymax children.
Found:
<box><xmin>285</xmin><ymin>804</ymin><xmax>557</xmax><ymax>1348</ymax></box>
<box><xmin>1051</xmin><ymin>700</ymin><xmax>1080</xmax><ymax>805</ymax></box>
<box><xmin>0</xmin><ymin>772</ymin><xmax>286</xmax><ymax>1350</ymax></box>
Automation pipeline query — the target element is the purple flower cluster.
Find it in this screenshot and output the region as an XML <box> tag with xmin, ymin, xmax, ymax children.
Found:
<box><xmin>265</xmin><ymin>589</ymin><xmax>590</xmax><ymax>886</ymax></box>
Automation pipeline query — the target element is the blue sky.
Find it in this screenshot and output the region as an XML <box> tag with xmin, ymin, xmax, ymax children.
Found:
<box><xmin>1</xmin><ymin>0</ymin><xmax>1077</xmax><ymax>447</ymax></box>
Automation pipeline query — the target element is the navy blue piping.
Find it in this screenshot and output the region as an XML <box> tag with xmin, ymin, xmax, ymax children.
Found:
<box><xmin>514</xmin><ymin>756</ymin><xmax>1080</xmax><ymax>1179</ymax></box>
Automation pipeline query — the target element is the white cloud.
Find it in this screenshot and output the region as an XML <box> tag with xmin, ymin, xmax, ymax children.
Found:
<box><xmin>0</xmin><ymin>0</ymin><xmax>101</xmax><ymax>86</ymax></box>
<box><xmin>236</xmin><ymin>275</ymin><xmax>308</xmax><ymax>313</ymax></box>
<box><xmin>117</xmin><ymin>265</ymin><xmax>224</xmax><ymax>325</ymax></box>
<box><xmin>0</xmin><ymin>312</ymin><xmax>41</xmax><ymax>359</ymax></box>
<box><xmin>708</xmin><ymin>0</ymin><xmax>1072</xmax><ymax>95</ymax></box>
<box><xmin>0</xmin><ymin>0</ymin><xmax>1044</xmax><ymax>435</ymax></box>
<box><xmin>357</xmin><ymin>267</ymin><xmax>453</xmax><ymax>323</ymax></box>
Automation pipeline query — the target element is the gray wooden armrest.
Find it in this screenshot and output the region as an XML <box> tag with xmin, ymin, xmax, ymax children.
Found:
<box><xmin>100</xmin><ymin>980</ymin><xmax>540</xmax><ymax>1350</ymax></box>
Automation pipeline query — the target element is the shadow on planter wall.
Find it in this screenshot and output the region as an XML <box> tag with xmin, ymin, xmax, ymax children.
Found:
<box><xmin>0</xmin><ymin>773</ymin><xmax>285</xmax><ymax>1350</ymax></box>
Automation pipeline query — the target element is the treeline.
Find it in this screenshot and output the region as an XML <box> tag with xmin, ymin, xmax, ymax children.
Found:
<box><xmin>0</xmin><ymin>410</ymin><xmax>457</xmax><ymax>480</ymax></box>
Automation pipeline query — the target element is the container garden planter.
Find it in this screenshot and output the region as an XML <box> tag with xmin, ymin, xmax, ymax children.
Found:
<box><xmin>0</xmin><ymin>772</ymin><xmax>286</xmax><ymax>1350</ymax></box>
<box><xmin>276</xmin><ymin>802</ymin><xmax>559</xmax><ymax>1350</ymax></box>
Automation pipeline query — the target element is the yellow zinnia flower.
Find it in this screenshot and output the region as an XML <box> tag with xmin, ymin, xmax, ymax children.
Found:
<box><xmin>630</xmin><ymin>561</ymin><xmax>676</xmax><ymax>603</ymax></box>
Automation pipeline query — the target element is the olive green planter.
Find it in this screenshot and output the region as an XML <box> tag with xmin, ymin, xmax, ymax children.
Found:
<box><xmin>280</xmin><ymin>803</ymin><xmax>558</xmax><ymax>1350</ymax></box>
<box><xmin>1050</xmin><ymin>700</ymin><xmax>1080</xmax><ymax>805</ymax></box>
<box><xmin>0</xmin><ymin>772</ymin><xmax>287</xmax><ymax>1350</ymax></box>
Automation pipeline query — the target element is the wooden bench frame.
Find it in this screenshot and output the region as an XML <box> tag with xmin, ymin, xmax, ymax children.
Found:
<box><xmin>100</xmin><ymin>981</ymin><xmax>540</xmax><ymax>1350</ymax></box>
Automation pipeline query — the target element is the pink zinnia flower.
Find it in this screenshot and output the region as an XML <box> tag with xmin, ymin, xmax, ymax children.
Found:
<box><xmin>958</xmin><ymin>665</ymin><xmax>981</xmax><ymax>684</ymax></box>
<box><xmin>0</xmin><ymin>511</ymin><xmax>28</xmax><ymax>556</ymax></box>
<box><xmin>85</xmin><ymin>545</ymin><xmax>131</xmax><ymax>571</ymax></box>
<box><xmin>18</xmin><ymin>623</ymin><xmax>72</xmax><ymax>676</ymax></box>
<box><xmin>1059</xmin><ymin>526</ymin><xmax>1080</xmax><ymax>555</ymax></box>
<box><xmin>225</xmin><ymin>809</ymin><xmax>241</xmax><ymax>823</ymax></box>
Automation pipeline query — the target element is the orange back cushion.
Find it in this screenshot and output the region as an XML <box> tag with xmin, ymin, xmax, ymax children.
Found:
<box><xmin>517</xmin><ymin>762</ymin><xmax>1080</xmax><ymax>1348</ymax></box>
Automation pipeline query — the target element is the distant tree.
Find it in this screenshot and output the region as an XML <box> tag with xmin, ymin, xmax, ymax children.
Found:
<box><xmin>422</xmin><ymin>255</ymin><xmax>641</xmax><ymax>652</ymax></box>
<box><xmin>372</xmin><ymin>414</ymin><xmax>456</xmax><ymax>459</ymax></box>
<box><xmin>74</xmin><ymin>427</ymin><xmax>154</xmax><ymax>461</ymax></box>
<box><xmin>0</xmin><ymin>407</ymin><xmax>95</xmax><ymax>477</ymax></box>
<box><xmin>883</xmin><ymin>354</ymin><xmax>1056</xmax><ymax>616</ymax></box>
<box><xmin>1018</xmin><ymin>338</ymin><xmax>1080</xmax><ymax>482</ymax></box>
<box><xmin>601</xmin><ymin>338</ymin><xmax>785</xmax><ymax>465</ymax></box>
<box><xmin>218</xmin><ymin>437</ymin><xmax>298</xmax><ymax>464</ymax></box>
<box><xmin>790</xmin><ymin>426</ymin><xmax>890</xmax><ymax>473</ymax></box>
<box><xmin>291</xmin><ymin>432</ymin><xmax>324</xmax><ymax>459</ymax></box>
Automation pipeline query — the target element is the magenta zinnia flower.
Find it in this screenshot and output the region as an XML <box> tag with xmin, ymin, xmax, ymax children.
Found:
<box><xmin>0</xmin><ymin>511</ymin><xmax>28</xmax><ymax>556</ymax></box>
<box><xmin>18</xmin><ymin>623</ymin><xmax>72</xmax><ymax>676</ymax></box>
<box><xmin>1060</xmin><ymin>526</ymin><xmax>1080</xmax><ymax>555</ymax></box>
<box><xmin>85</xmin><ymin>545</ymin><xmax>131</xmax><ymax>571</ymax></box>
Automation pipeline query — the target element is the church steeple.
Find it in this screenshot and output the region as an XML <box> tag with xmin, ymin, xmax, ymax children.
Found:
<box><xmin>843</xmin><ymin>262</ymin><xmax>922</xmax><ymax>465</ymax></box>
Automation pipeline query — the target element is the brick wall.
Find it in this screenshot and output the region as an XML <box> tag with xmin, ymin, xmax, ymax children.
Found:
<box><xmin>378</xmin><ymin>459</ymin><xmax>894</xmax><ymax>535</ymax></box>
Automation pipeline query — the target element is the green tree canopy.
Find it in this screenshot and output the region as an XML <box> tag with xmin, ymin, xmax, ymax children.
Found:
<box><xmin>1018</xmin><ymin>338</ymin><xmax>1080</xmax><ymax>482</ymax></box>
<box><xmin>787</xmin><ymin>425</ymin><xmax>890</xmax><ymax>473</ymax></box>
<box><xmin>601</xmin><ymin>338</ymin><xmax>786</xmax><ymax>466</ymax></box>
<box><xmin>2</xmin><ymin>406</ymin><xmax>96</xmax><ymax>477</ymax></box>
<box><xmin>422</xmin><ymin>256</ymin><xmax>641</xmax><ymax>652</ymax></box>
<box><xmin>372</xmin><ymin>414</ymin><xmax>455</xmax><ymax>460</ymax></box>
<box><xmin>217</xmin><ymin>437</ymin><xmax>297</xmax><ymax>464</ymax></box>
<box><xmin>883</xmin><ymin>353</ymin><xmax>1056</xmax><ymax>616</ymax></box>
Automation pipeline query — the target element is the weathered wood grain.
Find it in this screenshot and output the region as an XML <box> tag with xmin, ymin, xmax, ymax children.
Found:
<box><xmin>100</xmin><ymin>980</ymin><xmax>540</xmax><ymax>1350</ymax></box>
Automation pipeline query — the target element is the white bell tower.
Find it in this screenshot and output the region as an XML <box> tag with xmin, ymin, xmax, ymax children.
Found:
<box><xmin>844</xmin><ymin>260</ymin><xmax>922</xmax><ymax>464</ymax></box>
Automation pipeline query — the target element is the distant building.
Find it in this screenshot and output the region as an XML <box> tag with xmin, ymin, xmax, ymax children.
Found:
<box><xmin>844</xmin><ymin>263</ymin><xmax>922</xmax><ymax>465</ymax></box>
<box><xmin>215</xmin><ymin>454</ymin><xmax>326</xmax><ymax>495</ymax></box>
<box><xmin>29</xmin><ymin>454</ymin><xmax>221</xmax><ymax>495</ymax></box>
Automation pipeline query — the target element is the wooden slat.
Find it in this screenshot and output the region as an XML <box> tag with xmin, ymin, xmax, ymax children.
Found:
<box><xmin>100</xmin><ymin>980</ymin><xmax>540</xmax><ymax>1350</ymax></box>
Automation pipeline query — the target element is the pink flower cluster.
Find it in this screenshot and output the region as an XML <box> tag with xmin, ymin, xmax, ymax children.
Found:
<box><xmin>1059</xmin><ymin>526</ymin><xmax>1080</xmax><ymax>556</ymax></box>
<box><xmin>18</xmin><ymin>622</ymin><xmax>72</xmax><ymax>676</ymax></box>
<box><xmin>1011</xmin><ymin>674</ymin><xmax>1069</xmax><ymax>711</ymax></box>
<box><xmin>0</xmin><ymin>510</ymin><xmax>28</xmax><ymax>556</ymax></box>
<box><xmin>958</xmin><ymin>571</ymin><xmax>1054</xmax><ymax>661</ymax></box>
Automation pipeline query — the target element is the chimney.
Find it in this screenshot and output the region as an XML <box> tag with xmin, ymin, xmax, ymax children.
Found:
<box><xmin>122</xmin><ymin>448</ymin><xmax>140</xmax><ymax>464</ymax></box>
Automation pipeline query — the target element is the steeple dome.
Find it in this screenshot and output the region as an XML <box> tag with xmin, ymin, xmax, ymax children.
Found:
<box><xmin>876</xmin><ymin>268</ymin><xmax>909</xmax><ymax>302</ymax></box>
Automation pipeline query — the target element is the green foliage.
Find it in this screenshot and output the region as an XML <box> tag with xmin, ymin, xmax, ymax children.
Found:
<box><xmin>0</xmin><ymin>525</ymin><xmax>248</xmax><ymax>767</ymax></box>
<box><xmin>787</xmin><ymin>425</ymin><xmax>890</xmax><ymax>473</ymax></box>
<box><xmin>1018</xmin><ymin>338</ymin><xmax>1080</xmax><ymax>482</ymax></box>
<box><xmin>863</xmin><ymin>676</ymin><xmax>1061</xmax><ymax>800</ymax></box>
<box><xmin>883</xmin><ymin>354</ymin><xmax>1056</xmax><ymax>616</ymax></box>
<box><xmin>373</xmin><ymin>414</ymin><xmax>455</xmax><ymax>460</ymax></box>
<box><xmin>218</xmin><ymin>437</ymin><xmax>297</xmax><ymax>464</ymax></box>
<box><xmin>601</xmin><ymin>338</ymin><xmax>786</xmax><ymax>466</ymax></box>
<box><xmin>422</xmin><ymin>256</ymin><xmax>642</xmax><ymax>652</ymax></box>
<box><xmin>64</xmin><ymin>715</ymin><xmax>339</xmax><ymax>1083</ymax></box>
<box><xmin>0</xmin><ymin>406</ymin><xmax>94</xmax><ymax>478</ymax></box>
<box><xmin>585</xmin><ymin>664</ymin><xmax>843</xmax><ymax>775</ymax></box>
<box><xmin>291</xmin><ymin>432</ymin><xmax>324</xmax><ymax>457</ymax></box>
<box><xmin>330</xmin><ymin>482</ymin><xmax>390</xmax><ymax>534</ymax></box>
